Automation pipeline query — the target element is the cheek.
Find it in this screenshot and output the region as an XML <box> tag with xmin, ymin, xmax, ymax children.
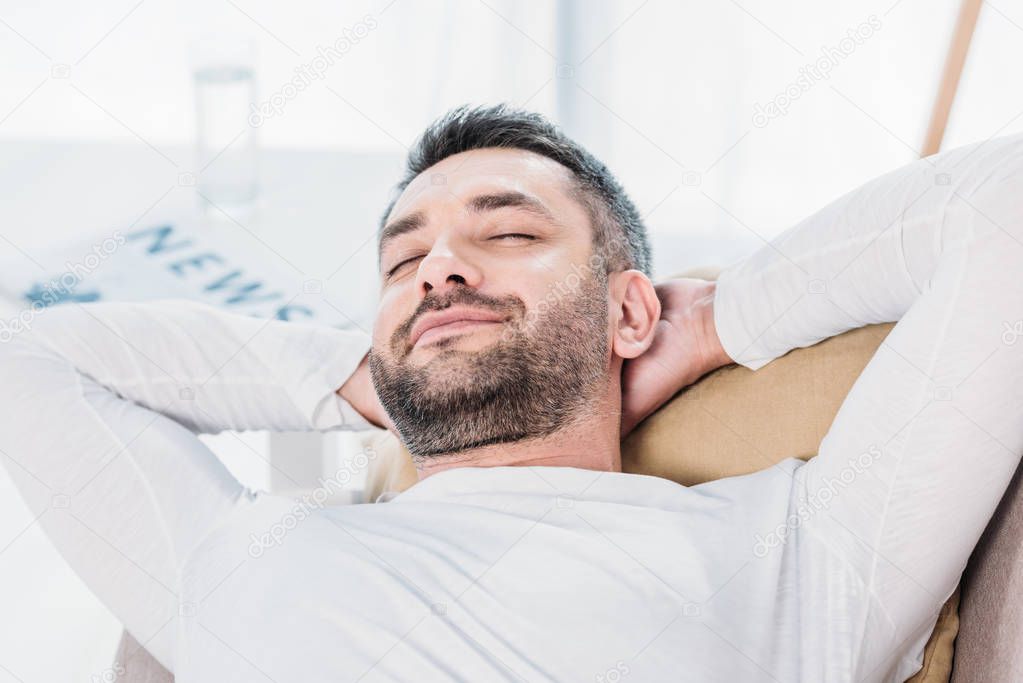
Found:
<box><xmin>510</xmin><ymin>255</ymin><xmax>592</xmax><ymax>309</ymax></box>
<box><xmin>515</xmin><ymin>282</ymin><xmax>570</xmax><ymax>327</ymax></box>
<box><xmin>482</xmin><ymin>240</ymin><xmax>580</xmax><ymax>293</ymax></box>
<box><xmin>373</xmin><ymin>290</ymin><xmax>410</xmax><ymax>350</ymax></box>
<box><xmin>514</xmin><ymin>249</ymin><xmax>565</xmax><ymax>278</ymax></box>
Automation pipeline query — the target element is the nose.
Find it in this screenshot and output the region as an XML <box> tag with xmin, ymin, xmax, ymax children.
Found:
<box><xmin>414</xmin><ymin>239</ymin><xmax>483</xmax><ymax>299</ymax></box>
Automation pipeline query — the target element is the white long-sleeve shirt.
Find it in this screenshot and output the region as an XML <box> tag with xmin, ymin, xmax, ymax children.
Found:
<box><xmin>2</xmin><ymin>133</ymin><xmax>1023</xmax><ymax>682</ymax></box>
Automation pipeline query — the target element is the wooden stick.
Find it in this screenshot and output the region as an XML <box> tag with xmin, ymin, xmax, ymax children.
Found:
<box><xmin>921</xmin><ymin>0</ymin><xmax>983</xmax><ymax>157</ymax></box>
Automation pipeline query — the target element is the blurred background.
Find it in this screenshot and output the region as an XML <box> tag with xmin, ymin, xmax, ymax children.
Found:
<box><xmin>0</xmin><ymin>0</ymin><xmax>1020</xmax><ymax>679</ymax></box>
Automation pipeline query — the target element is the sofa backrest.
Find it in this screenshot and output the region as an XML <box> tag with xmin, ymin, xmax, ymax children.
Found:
<box><xmin>950</xmin><ymin>459</ymin><xmax>1023</xmax><ymax>681</ymax></box>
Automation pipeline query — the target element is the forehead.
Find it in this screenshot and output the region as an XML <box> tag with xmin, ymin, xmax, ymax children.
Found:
<box><xmin>383</xmin><ymin>147</ymin><xmax>586</xmax><ymax>232</ymax></box>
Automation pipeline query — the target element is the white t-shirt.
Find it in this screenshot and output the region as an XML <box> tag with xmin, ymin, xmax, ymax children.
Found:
<box><xmin>2</xmin><ymin>133</ymin><xmax>1023</xmax><ymax>682</ymax></box>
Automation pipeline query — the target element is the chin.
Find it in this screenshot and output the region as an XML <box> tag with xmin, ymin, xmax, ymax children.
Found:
<box><xmin>416</xmin><ymin>347</ymin><xmax>502</xmax><ymax>391</ymax></box>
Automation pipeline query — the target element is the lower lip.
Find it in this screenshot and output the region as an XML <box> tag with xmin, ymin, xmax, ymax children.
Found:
<box><xmin>414</xmin><ymin>319</ymin><xmax>502</xmax><ymax>347</ymax></box>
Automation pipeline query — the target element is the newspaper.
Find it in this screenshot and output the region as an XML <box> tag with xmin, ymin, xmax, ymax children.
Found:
<box><xmin>0</xmin><ymin>216</ymin><xmax>367</xmax><ymax>339</ymax></box>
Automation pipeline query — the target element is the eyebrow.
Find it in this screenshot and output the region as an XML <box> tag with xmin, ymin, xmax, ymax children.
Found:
<box><xmin>377</xmin><ymin>191</ymin><xmax>556</xmax><ymax>255</ymax></box>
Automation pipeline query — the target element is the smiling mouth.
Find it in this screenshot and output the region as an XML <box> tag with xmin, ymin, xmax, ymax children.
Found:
<box><xmin>413</xmin><ymin>319</ymin><xmax>504</xmax><ymax>348</ymax></box>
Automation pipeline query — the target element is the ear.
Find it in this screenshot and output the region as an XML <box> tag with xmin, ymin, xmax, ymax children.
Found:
<box><xmin>608</xmin><ymin>269</ymin><xmax>661</xmax><ymax>359</ymax></box>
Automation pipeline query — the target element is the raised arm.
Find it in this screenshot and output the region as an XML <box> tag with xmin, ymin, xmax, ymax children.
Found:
<box><xmin>0</xmin><ymin>298</ymin><xmax>375</xmax><ymax>672</ymax></box>
<box><xmin>712</xmin><ymin>135</ymin><xmax>1022</xmax><ymax>370</ymax></box>
<box><xmin>712</xmin><ymin>134</ymin><xmax>1023</xmax><ymax>681</ymax></box>
<box><xmin>8</xmin><ymin>298</ymin><xmax>375</xmax><ymax>434</ymax></box>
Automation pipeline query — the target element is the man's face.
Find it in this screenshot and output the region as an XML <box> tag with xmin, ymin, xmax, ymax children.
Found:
<box><xmin>369</xmin><ymin>147</ymin><xmax>613</xmax><ymax>459</ymax></box>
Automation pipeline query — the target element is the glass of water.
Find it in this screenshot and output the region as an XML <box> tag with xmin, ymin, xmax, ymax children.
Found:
<box><xmin>191</xmin><ymin>38</ymin><xmax>259</xmax><ymax>213</ymax></box>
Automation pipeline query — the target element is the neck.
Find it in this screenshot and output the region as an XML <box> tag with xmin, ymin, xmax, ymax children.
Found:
<box><xmin>414</xmin><ymin>386</ymin><xmax>623</xmax><ymax>480</ymax></box>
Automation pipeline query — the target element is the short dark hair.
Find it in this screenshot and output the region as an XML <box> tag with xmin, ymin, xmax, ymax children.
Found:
<box><xmin>380</xmin><ymin>103</ymin><xmax>652</xmax><ymax>277</ymax></box>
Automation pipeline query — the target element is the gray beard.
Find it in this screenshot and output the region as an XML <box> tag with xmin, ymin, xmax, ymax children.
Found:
<box><xmin>368</xmin><ymin>273</ymin><xmax>609</xmax><ymax>460</ymax></box>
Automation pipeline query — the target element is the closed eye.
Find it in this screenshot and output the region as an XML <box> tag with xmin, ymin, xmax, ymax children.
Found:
<box><xmin>385</xmin><ymin>255</ymin><xmax>424</xmax><ymax>279</ymax></box>
<box><xmin>490</xmin><ymin>233</ymin><xmax>536</xmax><ymax>241</ymax></box>
<box><xmin>385</xmin><ymin>235</ymin><xmax>536</xmax><ymax>280</ymax></box>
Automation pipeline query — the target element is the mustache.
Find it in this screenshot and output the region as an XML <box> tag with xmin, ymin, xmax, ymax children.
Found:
<box><xmin>392</xmin><ymin>286</ymin><xmax>525</xmax><ymax>353</ymax></box>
